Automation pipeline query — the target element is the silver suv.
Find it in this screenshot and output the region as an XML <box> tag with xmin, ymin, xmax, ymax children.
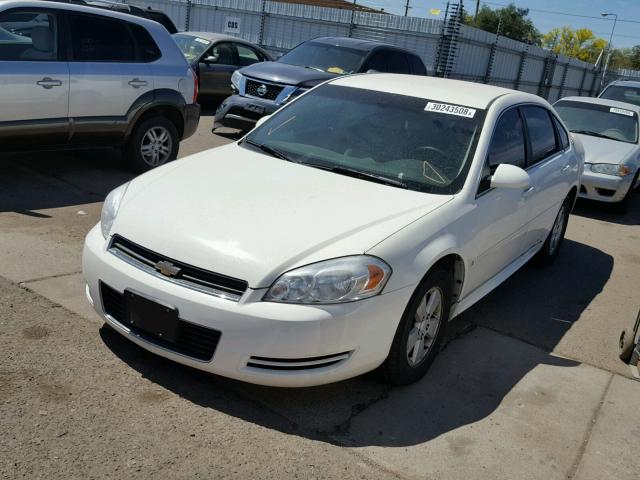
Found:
<box><xmin>0</xmin><ymin>0</ymin><xmax>200</xmax><ymax>172</ymax></box>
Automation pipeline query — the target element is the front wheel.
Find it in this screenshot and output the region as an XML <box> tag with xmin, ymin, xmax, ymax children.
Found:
<box><xmin>619</xmin><ymin>329</ymin><xmax>635</xmax><ymax>363</ymax></box>
<box><xmin>379</xmin><ymin>268</ymin><xmax>451</xmax><ymax>385</ymax></box>
<box><xmin>126</xmin><ymin>116</ymin><xmax>179</xmax><ymax>173</ymax></box>
<box><xmin>534</xmin><ymin>196</ymin><xmax>570</xmax><ymax>266</ymax></box>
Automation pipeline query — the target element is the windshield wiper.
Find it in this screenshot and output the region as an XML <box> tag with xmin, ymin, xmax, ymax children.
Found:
<box><xmin>304</xmin><ymin>65</ymin><xmax>326</xmax><ymax>73</ymax></box>
<box><xmin>570</xmin><ymin>129</ymin><xmax>618</xmax><ymax>141</ymax></box>
<box><xmin>244</xmin><ymin>140</ymin><xmax>295</xmax><ymax>162</ymax></box>
<box><xmin>322</xmin><ymin>165</ymin><xmax>408</xmax><ymax>189</ymax></box>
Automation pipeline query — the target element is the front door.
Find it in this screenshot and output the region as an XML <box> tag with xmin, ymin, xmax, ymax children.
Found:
<box><xmin>0</xmin><ymin>8</ymin><xmax>70</xmax><ymax>147</ymax></box>
<box><xmin>464</xmin><ymin>107</ymin><xmax>533</xmax><ymax>294</ymax></box>
<box><xmin>198</xmin><ymin>42</ymin><xmax>239</xmax><ymax>97</ymax></box>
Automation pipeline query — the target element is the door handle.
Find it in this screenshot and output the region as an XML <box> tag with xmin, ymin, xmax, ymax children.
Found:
<box><xmin>560</xmin><ymin>165</ymin><xmax>571</xmax><ymax>173</ymax></box>
<box><xmin>36</xmin><ymin>77</ymin><xmax>62</xmax><ymax>89</ymax></box>
<box><xmin>128</xmin><ymin>78</ymin><xmax>148</xmax><ymax>88</ymax></box>
<box><xmin>522</xmin><ymin>186</ymin><xmax>536</xmax><ymax>198</ymax></box>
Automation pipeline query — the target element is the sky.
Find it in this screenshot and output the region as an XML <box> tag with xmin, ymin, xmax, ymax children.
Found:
<box><xmin>356</xmin><ymin>0</ymin><xmax>640</xmax><ymax>49</ymax></box>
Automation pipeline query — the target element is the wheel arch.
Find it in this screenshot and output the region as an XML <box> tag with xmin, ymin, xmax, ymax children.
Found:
<box><xmin>125</xmin><ymin>89</ymin><xmax>186</xmax><ymax>139</ymax></box>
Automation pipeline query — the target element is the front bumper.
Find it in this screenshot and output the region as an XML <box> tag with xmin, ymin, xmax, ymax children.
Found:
<box><xmin>182</xmin><ymin>103</ymin><xmax>201</xmax><ymax>140</ymax></box>
<box><xmin>213</xmin><ymin>94</ymin><xmax>280</xmax><ymax>132</ymax></box>
<box><xmin>578</xmin><ymin>169</ymin><xmax>635</xmax><ymax>203</ymax></box>
<box><xmin>82</xmin><ymin>225</ymin><xmax>413</xmax><ymax>387</ymax></box>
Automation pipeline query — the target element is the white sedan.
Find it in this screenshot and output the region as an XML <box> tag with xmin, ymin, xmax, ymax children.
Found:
<box><xmin>554</xmin><ymin>96</ymin><xmax>640</xmax><ymax>212</ymax></box>
<box><xmin>83</xmin><ymin>75</ymin><xmax>582</xmax><ymax>387</ymax></box>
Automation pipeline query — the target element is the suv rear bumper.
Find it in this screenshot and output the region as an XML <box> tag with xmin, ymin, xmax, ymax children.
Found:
<box><xmin>182</xmin><ymin>103</ymin><xmax>201</xmax><ymax>140</ymax></box>
<box><xmin>213</xmin><ymin>95</ymin><xmax>279</xmax><ymax>131</ymax></box>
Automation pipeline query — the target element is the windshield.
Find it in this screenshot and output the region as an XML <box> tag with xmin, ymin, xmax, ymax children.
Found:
<box><xmin>278</xmin><ymin>42</ymin><xmax>366</xmax><ymax>74</ymax></box>
<box><xmin>555</xmin><ymin>100</ymin><xmax>638</xmax><ymax>143</ymax></box>
<box><xmin>599</xmin><ymin>85</ymin><xmax>640</xmax><ymax>108</ymax></box>
<box><xmin>172</xmin><ymin>33</ymin><xmax>211</xmax><ymax>62</ymax></box>
<box><xmin>243</xmin><ymin>85</ymin><xmax>484</xmax><ymax>194</ymax></box>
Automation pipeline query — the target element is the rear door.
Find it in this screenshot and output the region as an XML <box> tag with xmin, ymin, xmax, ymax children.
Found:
<box><xmin>521</xmin><ymin>105</ymin><xmax>576</xmax><ymax>249</ymax></box>
<box><xmin>0</xmin><ymin>8</ymin><xmax>70</xmax><ymax>147</ymax></box>
<box><xmin>66</xmin><ymin>12</ymin><xmax>152</xmax><ymax>144</ymax></box>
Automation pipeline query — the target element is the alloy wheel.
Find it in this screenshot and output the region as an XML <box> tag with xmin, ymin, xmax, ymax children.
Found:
<box><xmin>140</xmin><ymin>126</ymin><xmax>173</xmax><ymax>167</ymax></box>
<box><xmin>407</xmin><ymin>286</ymin><xmax>443</xmax><ymax>367</ymax></box>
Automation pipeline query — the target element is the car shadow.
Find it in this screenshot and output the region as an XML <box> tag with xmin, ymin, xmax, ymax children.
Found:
<box><xmin>571</xmin><ymin>193</ymin><xmax>640</xmax><ymax>226</ymax></box>
<box><xmin>100</xmin><ymin>237</ymin><xmax>613</xmax><ymax>447</ymax></box>
<box><xmin>0</xmin><ymin>149</ymin><xmax>135</xmax><ymax>214</ymax></box>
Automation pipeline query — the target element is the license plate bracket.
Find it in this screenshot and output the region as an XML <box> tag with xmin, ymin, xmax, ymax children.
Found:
<box><xmin>124</xmin><ymin>290</ymin><xmax>180</xmax><ymax>343</ymax></box>
<box><xmin>246</xmin><ymin>103</ymin><xmax>265</xmax><ymax>114</ymax></box>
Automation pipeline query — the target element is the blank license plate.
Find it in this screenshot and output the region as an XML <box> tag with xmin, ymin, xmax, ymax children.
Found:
<box><xmin>246</xmin><ymin>103</ymin><xmax>265</xmax><ymax>114</ymax></box>
<box><xmin>124</xmin><ymin>290</ymin><xmax>180</xmax><ymax>342</ymax></box>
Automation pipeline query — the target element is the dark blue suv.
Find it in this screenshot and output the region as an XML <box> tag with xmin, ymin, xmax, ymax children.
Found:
<box><xmin>213</xmin><ymin>36</ymin><xmax>427</xmax><ymax>132</ymax></box>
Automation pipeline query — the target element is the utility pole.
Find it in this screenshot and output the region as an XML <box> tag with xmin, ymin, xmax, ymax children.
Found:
<box><xmin>600</xmin><ymin>12</ymin><xmax>618</xmax><ymax>91</ymax></box>
<box><xmin>474</xmin><ymin>0</ymin><xmax>480</xmax><ymax>22</ymax></box>
<box><xmin>404</xmin><ymin>0</ymin><xmax>411</xmax><ymax>16</ymax></box>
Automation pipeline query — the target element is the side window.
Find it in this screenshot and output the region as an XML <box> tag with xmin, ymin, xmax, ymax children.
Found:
<box><xmin>209</xmin><ymin>42</ymin><xmax>237</xmax><ymax>66</ymax></box>
<box><xmin>68</xmin><ymin>13</ymin><xmax>135</xmax><ymax>62</ymax></box>
<box><xmin>0</xmin><ymin>10</ymin><xmax>58</xmax><ymax>61</ymax></box>
<box><xmin>479</xmin><ymin>108</ymin><xmax>526</xmax><ymax>192</ymax></box>
<box><xmin>407</xmin><ymin>54</ymin><xmax>426</xmax><ymax>75</ymax></box>
<box><xmin>129</xmin><ymin>23</ymin><xmax>161</xmax><ymax>62</ymax></box>
<box><xmin>235</xmin><ymin>44</ymin><xmax>261</xmax><ymax>67</ymax></box>
<box><xmin>386</xmin><ymin>51</ymin><xmax>411</xmax><ymax>74</ymax></box>
<box><xmin>552</xmin><ymin>115</ymin><xmax>570</xmax><ymax>150</ymax></box>
<box><xmin>521</xmin><ymin>106</ymin><xmax>559</xmax><ymax>165</ymax></box>
<box><xmin>364</xmin><ymin>51</ymin><xmax>386</xmax><ymax>72</ymax></box>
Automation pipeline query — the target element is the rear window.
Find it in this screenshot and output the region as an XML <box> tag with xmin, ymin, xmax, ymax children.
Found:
<box><xmin>599</xmin><ymin>85</ymin><xmax>640</xmax><ymax>108</ymax></box>
<box><xmin>68</xmin><ymin>13</ymin><xmax>135</xmax><ymax>62</ymax></box>
<box><xmin>130</xmin><ymin>23</ymin><xmax>160</xmax><ymax>62</ymax></box>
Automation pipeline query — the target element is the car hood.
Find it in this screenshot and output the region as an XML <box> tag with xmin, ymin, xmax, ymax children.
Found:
<box><xmin>113</xmin><ymin>144</ymin><xmax>452</xmax><ymax>288</ymax></box>
<box><xmin>573</xmin><ymin>133</ymin><xmax>637</xmax><ymax>165</ymax></box>
<box><xmin>240</xmin><ymin>61</ymin><xmax>336</xmax><ymax>88</ymax></box>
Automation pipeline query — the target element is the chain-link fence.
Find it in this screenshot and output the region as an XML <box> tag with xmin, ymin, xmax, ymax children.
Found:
<box><xmin>124</xmin><ymin>0</ymin><xmax>609</xmax><ymax>102</ymax></box>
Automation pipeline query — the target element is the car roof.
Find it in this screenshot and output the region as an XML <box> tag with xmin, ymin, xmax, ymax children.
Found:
<box><xmin>557</xmin><ymin>95</ymin><xmax>640</xmax><ymax>114</ymax></box>
<box><xmin>605</xmin><ymin>80</ymin><xmax>640</xmax><ymax>88</ymax></box>
<box><xmin>309</xmin><ymin>36</ymin><xmax>405</xmax><ymax>52</ymax></box>
<box><xmin>176</xmin><ymin>31</ymin><xmax>247</xmax><ymax>44</ymax></box>
<box><xmin>329</xmin><ymin>74</ymin><xmax>540</xmax><ymax>110</ymax></box>
<box><xmin>2</xmin><ymin>0</ymin><xmax>160</xmax><ymax>28</ymax></box>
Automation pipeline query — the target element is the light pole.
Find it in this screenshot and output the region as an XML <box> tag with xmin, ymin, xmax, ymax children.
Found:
<box><xmin>600</xmin><ymin>12</ymin><xmax>618</xmax><ymax>91</ymax></box>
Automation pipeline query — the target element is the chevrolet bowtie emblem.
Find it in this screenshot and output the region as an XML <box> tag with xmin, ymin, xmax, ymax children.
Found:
<box><xmin>155</xmin><ymin>260</ymin><xmax>181</xmax><ymax>277</ymax></box>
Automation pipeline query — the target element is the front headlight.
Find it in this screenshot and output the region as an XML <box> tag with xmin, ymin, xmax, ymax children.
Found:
<box><xmin>100</xmin><ymin>183</ymin><xmax>129</xmax><ymax>239</ymax></box>
<box><xmin>264</xmin><ymin>256</ymin><xmax>391</xmax><ymax>304</ymax></box>
<box><xmin>231</xmin><ymin>70</ymin><xmax>242</xmax><ymax>91</ymax></box>
<box><xmin>590</xmin><ymin>163</ymin><xmax>632</xmax><ymax>176</ymax></box>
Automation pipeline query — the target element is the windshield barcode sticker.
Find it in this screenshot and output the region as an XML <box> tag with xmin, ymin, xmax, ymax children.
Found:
<box><xmin>425</xmin><ymin>102</ymin><xmax>476</xmax><ymax>118</ymax></box>
<box><xmin>610</xmin><ymin>107</ymin><xmax>634</xmax><ymax>116</ymax></box>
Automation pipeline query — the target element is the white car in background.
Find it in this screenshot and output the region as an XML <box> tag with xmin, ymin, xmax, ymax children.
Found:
<box><xmin>83</xmin><ymin>75</ymin><xmax>582</xmax><ymax>387</ymax></box>
<box><xmin>554</xmin><ymin>96</ymin><xmax>640</xmax><ymax>212</ymax></box>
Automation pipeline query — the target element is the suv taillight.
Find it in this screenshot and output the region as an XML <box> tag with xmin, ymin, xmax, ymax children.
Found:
<box><xmin>191</xmin><ymin>67</ymin><xmax>199</xmax><ymax>103</ymax></box>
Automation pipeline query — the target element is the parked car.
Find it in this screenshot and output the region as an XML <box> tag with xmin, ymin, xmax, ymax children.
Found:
<box><xmin>44</xmin><ymin>0</ymin><xmax>178</xmax><ymax>33</ymax></box>
<box><xmin>172</xmin><ymin>32</ymin><xmax>271</xmax><ymax>102</ymax></box>
<box><xmin>599</xmin><ymin>80</ymin><xmax>640</xmax><ymax>108</ymax></box>
<box><xmin>84</xmin><ymin>75</ymin><xmax>582</xmax><ymax>387</ymax></box>
<box><xmin>0</xmin><ymin>0</ymin><xmax>199</xmax><ymax>172</ymax></box>
<box><xmin>213</xmin><ymin>36</ymin><xmax>427</xmax><ymax>132</ymax></box>
<box><xmin>554</xmin><ymin>96</ymin><xmax>640</xmax><ymax>212</ymax></box>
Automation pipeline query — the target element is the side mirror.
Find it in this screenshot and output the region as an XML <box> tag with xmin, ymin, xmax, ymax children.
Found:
<box><xmin>255</xmin><ymin>115</ymin><xmax>271</xmax><ymax>129</ymax></box>
<box><xmin>203</xmin><ymin>54</ymin><xmax>219</xmax><ymax>64</ymax></box>
<box><xmin>490</xmin><ymin>163</ymin><xmax>530</xmax><ymax>189</ymax></box>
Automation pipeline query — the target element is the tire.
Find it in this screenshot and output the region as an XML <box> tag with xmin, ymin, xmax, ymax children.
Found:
<box><xmin>533</xmin><ymin>195</ymin><xmax>571</xmax><ymax>266</ymax></box>
<box><xmin>126</xmin><ymin>116</ymin><xmax>179</xmax><ymax>173</ymax></box>
<box><xmin>613</xmin><ymin>170</ymin><xmax>639</xmax><ymax>214</ymax></box>
<box><xmin>379</xmin><ymin>267</ymin><xmax>451</xmax><ymax>385</ymax></box>
<box><xmin>619</xmin><ymin>329</ymin><xmax>635</xmax><ymax>363</ymax></box>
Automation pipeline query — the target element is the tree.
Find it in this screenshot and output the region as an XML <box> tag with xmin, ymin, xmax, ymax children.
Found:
<box><xmin>465</xmin><ymin>3</ymin><xmax>541</xmax><ymax>44</ymax></box>
<box><xmin>541</xmin><ymin>27</ymin><xmax>606</xmax><ymax>64</ymax></box>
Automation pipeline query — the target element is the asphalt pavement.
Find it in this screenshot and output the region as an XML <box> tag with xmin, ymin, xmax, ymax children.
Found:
<box><xmin>1</xmin><ymin>112</ymin><xmax>639</xmax><ymax>479</ymax></box>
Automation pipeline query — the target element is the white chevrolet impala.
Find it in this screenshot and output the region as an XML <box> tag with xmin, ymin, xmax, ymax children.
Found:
<box><xmin>83</xmin><ymin>75</ymin><xmax>583</xmax><ymax>387</ymax></box>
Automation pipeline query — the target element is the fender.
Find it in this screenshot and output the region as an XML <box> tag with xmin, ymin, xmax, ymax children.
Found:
<box><xmin>124</xmin><ymin>89</ymin><xmax>187</xmax><ymax>138</ymax></box>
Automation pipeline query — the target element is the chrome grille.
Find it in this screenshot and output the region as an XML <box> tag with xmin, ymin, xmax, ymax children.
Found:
<box><xmin>245</xmin><ymin>79</ymin><xmax>284</xmax><ymax>101</ymax></box>
<box><xmin>109</xmin><ymin>235</ymin><xmax>248</xmax><ymax>301</ymax></box>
